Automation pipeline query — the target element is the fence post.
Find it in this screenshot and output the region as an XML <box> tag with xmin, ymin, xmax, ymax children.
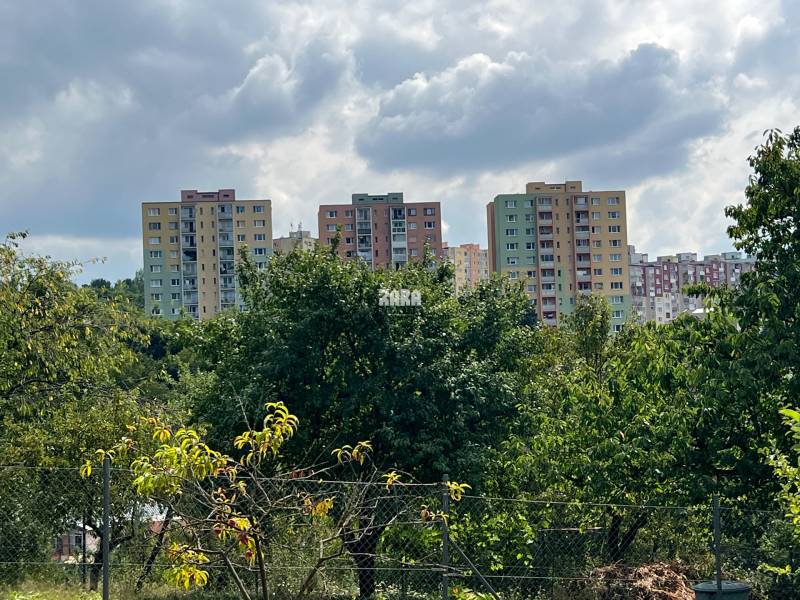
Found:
<box><xmin>103</xmin><ymin>456</ymin><xmax>111</xmax><ymax>600</ymax></box>
<box><xmin>713</xmin><ymin>494</ymin><xmax>722</xmax><ymax>598</ymax></box>
<box><xmin>441</xmin><ymin>473</ymin><xmax>450</xmax><ymax>600</ymax></box>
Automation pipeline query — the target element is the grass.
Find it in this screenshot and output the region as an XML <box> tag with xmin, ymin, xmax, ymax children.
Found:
<box><xmin>0</xmin><ymin>582</ymin><xmax>240</xmax><ymax>600</ymax></box>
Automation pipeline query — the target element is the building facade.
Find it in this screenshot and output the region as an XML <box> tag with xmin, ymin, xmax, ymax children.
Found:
<box><xmin>318</xmin><ymin>193</ymin><xmax>445</xmax><ymax>269</ymax></box>
<box><xmin>142</xmin><ymin>189</ymin><xmax>272</xmax><ymax>320</ymax></box>
<box><xmin>629</xmin><ymin>246</ymin><xmax>756</xmax><ymax>324</ymax></box>
<box><xmin>447</xmin><ymin>243</ymin><xmax>489</xmax><ymax>292</ymax></box>
<box><xmin>273</xmin><ymin>228</ymin><xmax>317</xmax><ymax>254</ymax></box>
<box><xmin>487</xmin><ymin>180</ymin><xmax>631</xmax><ymax>329</ymax></box>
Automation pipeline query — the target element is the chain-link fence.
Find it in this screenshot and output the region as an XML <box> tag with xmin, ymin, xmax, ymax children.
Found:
<box><xmin>1</xmin><ymin>464</ymin><xmax>798</xmax><ymax>599</ymax></box>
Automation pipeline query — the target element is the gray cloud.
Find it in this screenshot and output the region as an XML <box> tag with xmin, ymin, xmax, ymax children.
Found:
<box><xmin>355</xmin><ymin>44</ymin><xmax>725</xmax><ymax>175</ymax></box>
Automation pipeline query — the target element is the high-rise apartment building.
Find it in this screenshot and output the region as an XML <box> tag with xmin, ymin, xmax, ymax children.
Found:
<box><xmin>629</xmin><ymin>246</ymin><xmax>755</xmax><ymax>324</ymax></box>
<box><xmin>318</xmin><ymin>193</ymin><xmax>445</xmax><ymax>269</ymax></box>
<box><xmin>487</xmin><ymin>180</ymin><xmax>630</xmax><ymax>329</ymax></box>
<box><xmin>141</xmin><ymin>189</ymin><xmax>272</xmax><ymax>320</ymax></box>
<box><xmin>273</xmin><ymin>228</ymin><xmax>317</xmax><ymax>254</ymax></box>
<box><xmin>447</xmin><ymin>243</ymin><xmax>489</xmax><ymax>292</ymax></box>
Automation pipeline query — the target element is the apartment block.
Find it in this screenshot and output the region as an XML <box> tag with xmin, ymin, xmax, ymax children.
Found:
<box><xmin>487</xmin><ymin>180</ymin><xmax>630</xmax><ymax>329</ymax></box>
<box><xmin>273</xmin><ymin>228</ymin><xmax>317</xmax><ymax>254</ymax></box>
<box><xmin>447</xmin><ymin>243</ymin><xmax>489</xmax><ymax>292</ymax></box>
<box><xmin>629</xmin><ymin>246</ymin><xmax>756</xmax><ymax>324</ymax></box>
<box><xmin>142</xmin><ymin>189</ymin><xmax>272</xmax><ymax>320</ymax></box>
<box><xmin>318</xmin><ymin>193</ymin><xmax>445</xmax><ymax>269</ymax></box>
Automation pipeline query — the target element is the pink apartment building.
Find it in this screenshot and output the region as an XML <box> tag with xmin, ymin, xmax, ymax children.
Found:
<box><xmin>318</xmin><ymin>193</ymin><xmax>445</xmax><ymax>270</ymax></box>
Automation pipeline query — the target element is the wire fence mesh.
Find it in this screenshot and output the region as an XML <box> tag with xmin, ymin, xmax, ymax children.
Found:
<box><xmin>1</xmin><ymin>465</ymin><xmax>798</xmax><ymax>599</ymax></box>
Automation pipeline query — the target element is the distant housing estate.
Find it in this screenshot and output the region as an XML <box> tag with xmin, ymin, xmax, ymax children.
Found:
<box><xmin>628</xmin><ymin>246</ymin><xmax>755</xmax><ymax>324</ymax></box>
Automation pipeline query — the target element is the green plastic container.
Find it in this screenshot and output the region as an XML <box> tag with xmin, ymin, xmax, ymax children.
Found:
<box><xmin>692</xmin><ymin>581</ymin><xmax>751</xmax><ymax>599</ymax></box>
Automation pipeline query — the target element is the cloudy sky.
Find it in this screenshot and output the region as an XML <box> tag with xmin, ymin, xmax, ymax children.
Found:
<box><xmin>2</xmin><ymin>0</ymin><xmax>798</xmax><ymax>282</ymax></box>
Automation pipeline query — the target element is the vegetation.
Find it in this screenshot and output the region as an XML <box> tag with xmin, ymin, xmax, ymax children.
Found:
<box><xmin>2</xmin><ymin>127</ymin><xmax>800</xmax><ymax>598</ymax></box>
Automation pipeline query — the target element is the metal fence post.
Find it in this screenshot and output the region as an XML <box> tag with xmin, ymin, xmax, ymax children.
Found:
<box><xmin>713</xmin><ymin>494</ymin><xmax>722</xmax><ymax>598</ymax></box>
<box><xmin>103</xmin><ymin>456</ymin><xmax>111</xmax><ymax>600</ymax></box>
<box><xmin>442</xmin><ymin>473</ymin><xmax>450</xmax><ymax>600</ymax></box>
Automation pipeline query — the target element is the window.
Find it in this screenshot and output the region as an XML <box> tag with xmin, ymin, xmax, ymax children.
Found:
<box><xmin>169</xmin><ymin>250</ymin><xmax>178</xmax><ymax>258</ymax></box>
<box><xmin>524</xmin><ymin>213</ymin><xmax>535</xmax><ymax>222</ymax></box>
<box><xmin>608</xmin><ymin>197</ymin><xmax>620</xmax><ymax>205</ymax></box>
<box><xmin>150</xmin><ymin>265</ymin><xmax>161</xmax><ymax>273</ymax></box>
<box><xmin>505</xmin><ymin>228</ymin><xmax>518</xmax><ymax>236</ymax></box>
<box><xmin>150</xmin><ymin>279</ymin><xmax>162</xmax><ymax>288</ymax></box>
<box><xmin>524</xmin><ymin>199</ymin><xmax>534</xmax><ymax>208</ymax></box>
<box><xmin>253</xmin><ymin>205</ymin><xmax>265</xmax><ymax>213</ymax></box>
<box><xmin>504</xmin><ymin>200</ymin><xmax>516</xmax><ymax>209</ymax></box>
<box><xmin>608</xmin><ymin>225</ymin><xmax>621</xmax><ymax>233</ymax></box>
<box><xmin>254</xmin><ymin>220</ymin><xmax>266</xmax><ymax>227</ymax></box>
<box><xmin>169</xmin><ymin>236</ymin><xmax>178</xmax><ymax>244</ymax></box>
<box><xmin>592</xmin><ymin>240</ymin><xmax>602</xmax><ymax>248</ymax></box>
<box><xmin>611</xmin><ymin>295</ymin><xmax>624</xmax><ymax>304</ymax></box>
<box><xmin>254</xmin><ymin>247</ymin><xmax>267</xmax><ymax>256</ymax></box>
<box><xmin>254</xmin><ymin>233</ymin><xmax>266</xmax><ymax>241</ymax></box>
<box><xmin>408</xmin><ymin>208</ymin><xmax>417</xmax><ymax>216</ymax></box>
<box><xmin>613</xmin><ymin>324</ymin><xmax>623</xmax><ymax>332</ymax></box>
<box><xmin>424</xmin><ymin>221</ymin><xmax>435</xmax><ymax>229</ymax></box>
<box><xmin>611</xmin><ymin>267</ymin><xmax>623</xmax><ymax>275</ymax></box>
<box><xmin>326</xmin><ymin>210</ymin><xmax>337</xmax><ymax>218</ymax></box>
<box><xmin>151</xmin><ymin>293</ymin><xmax>162</xmax><ymax>301</ymax></box>
<box><xmin>610</xmin><ymin>239</ymin><xmax>622</xmax><ymax>247</ymax></box>
<box><xmin>410</xmin><ymin>248</ymin><xmax>419</xmax><ymax>256</ymax></box>
<box><xmin>408</xmin><ymin>222</ymin><xmax>417</xmax><ymax>229</ymax></box>
<box><xmin>506</xmin><ymin>214</ymin><xmax>517</xmax><ymax>222</ymax></box>
<box><xmin>326</xmin><ymin>224</ymin><xmax>337</xmax><ymax>232</ymax></box>
<box><xmin>537</xmin><ymin>197</ymin><xmax>552</xmax><ymax>206</ymax></box>
<box><xmin>147</xmin><ymin>207</ymin><xmax>160</xmax><ymax>216</ymax></box>
<box><xmin>591</xmin><ymin>226</ymin><xmax>601</xmax><ymax>234</ymax></box>
<box><xmin>508</xmin><ymin>271</ymin><xmax>519</xmax><ymax>279</ymax></box>
<box><xmin>591</xmin><ymin>212</ymin><xmax>601</xmax><ymax>220</ymax></box>
<box><xmin>151</xmin><ymin>307</ymin><xmax>161</xmax><ymax>316</ymax></box>
<box><xmin>170</xmin><ymin>264</ymin><xmax>180</xmax><ymax>272</ymax></box>
<box><xmin>608</xmin><ymin>211</ymin><xmax>620</xmax><ymax>219</ymax></box>
<box><xmin>344</xmin><ymin>210</ymin><xmax>353</xmax><ymax>217</ymax></box>
<box><xmin>593</xmin><ymin>268</ymin><xmax>603</xmax><ymax>276</ymax></box>
<box><xmin>540</xmin><ymin>254</ymin><xmax>554</xmax><ymax>262</ymax></box>
<box><xmin>610</xmin><ymin>253</ymin><xmax>622</xmax><ymax>261</ymax></box>
<box><xmin>591</xmin><ymin>197</ymin><xmax>601</xmax><ymax>205</ymax></box>
<box><xmin>525</xmin><ymin>227</ymin><xmax>535</xmax><ymax>235</ymax></box>
<box><xmin>592</xmin><ymin>254</ymin><xmax>602</xmax><ymax>262</ymax></box>
<box><xmin>423</xmin><ymin>207</ymin><xmax>436</xmax><ymax>216</ymax></box>
<box><xmin>507</xmin><ymin>257</ymin><xmax>519</xmax><ymax>265</ymax></box>
<box><xmin>506</xmin><ymin>243</ymin><xmax>518</xmax><ymax>250</ymax></box>
<box><xmin>236</xmin><ymin>206</ymin><xmax>245</xmax><ymax>214</ymax></box>
<box><xmin>149</xmin><ymin>250</ymin><xmax>162</xmax><ymax>258</ymax></box>
<box><xmin>611</xmin><ymin>281</ymin><xmax>624</xmax><ymax>289</ymax></box>
<box><xmin>171</xmin><ymin>278</ymin><xmax>180</xmax><ymax>286</ymax></box>
<box><xmin>148</xmin><ymin>222</ymin><xmax>161</xmax><ymax>230</ymax></box>
<box><xmin>237</xmin><ymin>234</ymin><xmax>246</xmax><ymax>242</ymax></box>
<box><xmin>148</xmin><ymin>236</ymin><xmax>161</xmax><ymax>245</ymax></box>
<box><xmin>612</xmin><ymin>310</ymin><xmax>624</xmax><ymax>319</ymax></box>
<box><xmin>236</xmin><ymin>220</ymin><xmax>245</xmax><ymax>227</ymax></box>
<box><xmin>168</xmin><ymin>207</ymin><xmax>178</xmax><ymax>215</ymax></box>
<box><xmin>594</xmin><ymin>283</ymin><xmax>604</xmax><ymax>290</ymax></box>
<box><xmin>525</xmin><ymin>242</ymin><xmax>535</xmax><ymax>250</ymax></box>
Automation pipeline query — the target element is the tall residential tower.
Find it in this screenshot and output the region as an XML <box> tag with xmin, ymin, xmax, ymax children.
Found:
<box><xmin>487</xmin><ymin>180</ymin><xmax>631</xmax><ymax>329</ymax></box>
<box><xmin>318</xmin><ymin>193</ymin><xmax>445</xmax><ymax>269</ymax></box>
<box><xmin>141</xmin><ymin>189</ymin><xmax>272</xmax><ymax>320</ymax></box>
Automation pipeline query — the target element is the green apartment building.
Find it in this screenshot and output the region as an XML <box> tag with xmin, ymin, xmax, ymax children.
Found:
<box><xmin>487</xmin><ymin>180</ymin><xmax>631</xmax><ymax>329</ymax></box>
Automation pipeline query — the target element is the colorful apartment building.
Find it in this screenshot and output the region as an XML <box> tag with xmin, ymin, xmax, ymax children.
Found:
<box><xmin>141</xmin><ymin>189</ymin><xmax>272</xmax><ymax>320</ymax></box>
<box><xmin>318</xmin><ymin>193</ymin><xmax>445</xmax><ymax>269</ymax></box>
<box><xmin>629</xmin><ymin>246</ymin><xmax>756</xmax><ymax>324</ymax></box>
<box><xmin>447</xmin><ymin>243</ymin><xmax>489</xmax><ymax>292</ymax></box>
<box><xmin>487</xmin><ymin>181</ymin><xmax>631</xmax><ymax>329</ymax></box>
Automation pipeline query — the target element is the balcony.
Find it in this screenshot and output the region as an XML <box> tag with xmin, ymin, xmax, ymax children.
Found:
<box><xmin>577</xmin><ymin>270</ymin><xmax>591</xmax><ymax>281</ymax></box>
<box><xmin>576</xmin><ymin>260</ymin><xmax>591</xmax><ymax>268</ymax></box>
<box><xmin>540</xmin><ymin>275</ymin><xmax>555</xmax><ymax>284</ymax></box>
<box><xmin>538</xmin><ymin>217</ymin><xmax>553</xmax><ymax>226</ymax></box>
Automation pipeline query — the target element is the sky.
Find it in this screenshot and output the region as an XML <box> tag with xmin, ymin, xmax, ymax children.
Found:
<box><xmin>1</xmin><ymin>0</ymin><xmax>798</xmax><ymax>283</ymax></box>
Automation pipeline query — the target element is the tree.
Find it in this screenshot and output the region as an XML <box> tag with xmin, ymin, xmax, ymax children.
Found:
<box><xmin>186</xmin><ymin>245</ymin><xmax>531</xmax><ymax>487</ymax></box>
